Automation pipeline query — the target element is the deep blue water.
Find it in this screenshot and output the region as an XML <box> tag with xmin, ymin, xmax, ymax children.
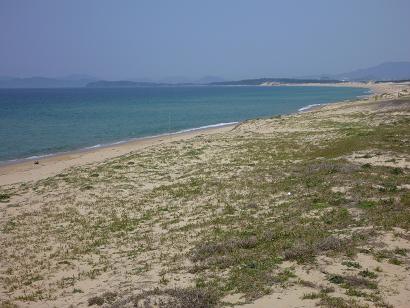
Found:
<box><xmin>0</xmin><ymin>86</ymin><xmax>369</xmax><ymax>163</ymax></box>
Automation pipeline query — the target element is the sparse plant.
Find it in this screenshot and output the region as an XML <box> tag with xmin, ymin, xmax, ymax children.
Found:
<box><xmin>342</xmin><ymin>261</ymin><xmax>362</xmax><ymax>269</ymax></box>
<box><xmin>0</xmin><ymin>193</ymin><xmax>11</xmax><ymax>202</ymax></box>
<box><xmin>359</xmin><ymin>269</ymin><xmax>377</xmax><ymax>279</ymax></box>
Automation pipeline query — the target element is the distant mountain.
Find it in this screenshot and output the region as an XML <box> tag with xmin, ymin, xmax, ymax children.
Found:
<box><xmin>4</xmin><ymin>62</ymin><xmax>409</xmax><ymax>89</ymax></box>
<box><xmin>0</xmin><ymin>76</ymin><xmax>14</xmax><ymax>81</ymax></box>
<box><xmin>209</xmin><ymin>62</ymin><xmax>410</xmax><ymax>85</ymax></box>
<box><xmin>335</xmin><ymin>62</ymin><xmax>410</xmax><ymax>81</ymax></box>
<box><xmin>86</xmin><ymin>80</ymin><xmax>167</xmax><ymax>88</ymax></box>
<box><xmin>0</xmin><ymin>75</ymin><xmax>98</xmax><ymax>88</ymax></box>
<box><xmin>210</xmin><ymin>78</ymin><xmax>342</xmax><ymax>86</ymax></box>
<box><xmin>62</xmin><ymin>74</ymin><xmax>98</xmax><ymax>81</ymax></box>
<box><xmin>158</xmin><ymin>76</ymin><xmax>194</xmax><ymax>84</ymax></box>
<box><xmin>157</xmin><ymin>75</ymin><xmax>225</xmax><ymax>84</ymax></box>
<box><xmin>196</xmin><ymin>75</ymin><xmax>225</xmax><ymax>84</ymax></box>
<box><xmin>86</xmin><ymin>77</ymin><xmax>226</xmax><ymax>88</ymax></box>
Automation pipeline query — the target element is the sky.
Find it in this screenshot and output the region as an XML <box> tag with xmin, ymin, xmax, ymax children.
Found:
<box><xmin>1</xmin><ymin>0</ymin><xmax>410</xmax><ymax>81</ymax></box>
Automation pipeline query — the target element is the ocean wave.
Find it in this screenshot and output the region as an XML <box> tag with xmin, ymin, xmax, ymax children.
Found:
<box><xmin>298</xmin><ymin>104</ymin><xmax>322</xmax><ymax>112</ymax></box>
<box><xmin>177</xmin><ymin>122</ymin><xmax>238</xmax><ymax>133</ymax></box>
<box><xmin>84</xmin><ymin>144</ymin><xmax>103</xmax><ymax>149</ymax></box>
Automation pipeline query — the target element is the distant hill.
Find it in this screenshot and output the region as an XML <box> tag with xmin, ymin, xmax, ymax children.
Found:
<box><xmin>335</xmin><ymin>62</ymin><xmax>410</xmax><ymax>81</ymax></box>
<box><xmin>86</xmin><ymin>78</ymin><xmax>225</xmax><ymax>88</ymax></box>
<box><xmin>153</xmin><ymin>75</ymin><xmax>225</xmax><ymax>84</ymax></box>
<box><xmin>0</xmin><ymin>75</ymin><xmax>98</xmax><ymax>88</ymax></box>
<box><xmin>157</xmin><ymin>76</ymin><xmax>194</xmax><ymax>84</ymax></box>
<box><xmin>196</xmin><ymin>76</ymin><xmax>225</xmax><ymax>84</ymax></box>
<box><xmin>209</xmin><ymin>62</ymin><xmax>410</xmax><ymax>85</ymax></box>
<box><xmin>210</xmin><ymin>78</ymin><xmax>342</xmax><ymax>86</ymax></box>
<box><xmin>0</xmin><ymin>76</ymin><xmax>14</xmax><ymax>81</ymax></box>
<box><xmin>89</xmin><ymin>78</ymin><xmax>329</xmax><ymax>88</ymax></box>
<box><xmin>3</xmin><ymin>62</ymin><xmax>409</xmax><ymax>88</ymax></box>
<box><xmin>86</xmin><ymin>80</ymin><xmax>170</xmax><ymax>88</ymax></box>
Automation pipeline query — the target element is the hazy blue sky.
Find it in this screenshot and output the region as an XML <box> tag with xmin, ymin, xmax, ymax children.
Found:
<box><xmin>1</xmin><ymin>0</ymin><xmax>410</xmax><ymax>80</ymax></box>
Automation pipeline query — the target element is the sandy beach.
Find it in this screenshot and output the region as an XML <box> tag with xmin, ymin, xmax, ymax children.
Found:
<box><xmin>1</xmin><ymin>82</ymin><xmax>410</xmax><ymax>308</ymax></box>
<box><xmin>262</xmin><ymin>80</ymin><xmax>410</xmax><ymax>96</ymax></box>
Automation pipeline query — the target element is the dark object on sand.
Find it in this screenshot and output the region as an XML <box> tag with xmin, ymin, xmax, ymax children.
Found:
<box><xmin>34</xmin><ymin>161</ymin><xmax>39</xmax><ymax>165</ymax></box>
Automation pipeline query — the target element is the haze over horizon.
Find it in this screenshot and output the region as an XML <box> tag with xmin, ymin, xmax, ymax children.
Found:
<box><xmin>1</xmin><ymin>0</ymin><xmax>410</xmax><ymax>81</ymax></box>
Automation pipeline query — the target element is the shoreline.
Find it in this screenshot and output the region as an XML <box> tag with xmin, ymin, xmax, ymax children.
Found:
<box><xmin>1</xmin><ymin>81</ymin><xmax>406</xmax><ymax>185</ymax></box>
<box><xmin>0</xmin><ymin>85</ymin><xmax>364</xmax><ymax>168</ymax></box>
<box><xmin>0</xmin><ymin>123</ymin><xmax>236</xmax><ymax>185</ymax></box>
<box><xmin>0</xmin><ymin>84</ymin><xmax>370</xmax><ymax>165</ymax></box>
<box><xmin>267</xmin><ymin>80</ymin><xmax>410</xmax><ymax>96</ymax></box>
<box><xmin>0</xmin><ymin>121</ymin><xmax>238</xmax><ymax>167</ymax></box>
<box><xmin>0</xmin><ymin>83</ymin><xmax>378</xmax><ymax>167</ymax></box>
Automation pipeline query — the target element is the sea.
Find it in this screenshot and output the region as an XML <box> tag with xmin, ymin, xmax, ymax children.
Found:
<box><xmin>0</xmin><ymin>86</ymin><xmax>369</xmax><ymax>163</ymax></box>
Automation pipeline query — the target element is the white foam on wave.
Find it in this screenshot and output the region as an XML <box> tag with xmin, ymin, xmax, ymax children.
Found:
<box><xmin>84</xmin><ymin>144</ymin><xmax>102</xmax><ymax>150</ymax></box>
<box><xmin>178</xmin><ymin>122</ymin><xmax>238</xmax><ymax>133</ymax></box>
<box><xmin>26</xmin><ymin>154</ymin><xmax>54</xmax><ymax>160</ymax></box>
<box><xmin>298</xmin><ymin>104</ymin><xmax>322</xmax><ymax>112</ymax></box>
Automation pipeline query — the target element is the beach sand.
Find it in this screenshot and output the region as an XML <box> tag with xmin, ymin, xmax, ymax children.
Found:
<box><xmin>1</xmin><ymin>82</ymin><xmax>409</xmax><ymax>308</ymax></box>
<box><xmin>262</xmin><ymin>80</ymin><xmax>410</xmax><ymax>97</ymax></box>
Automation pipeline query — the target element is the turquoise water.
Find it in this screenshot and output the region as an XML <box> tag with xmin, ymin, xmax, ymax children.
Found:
<box><xmin>0</xmin><ymin>86</ymin><xmax>368</xmax><ymax>163</ymax></box>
